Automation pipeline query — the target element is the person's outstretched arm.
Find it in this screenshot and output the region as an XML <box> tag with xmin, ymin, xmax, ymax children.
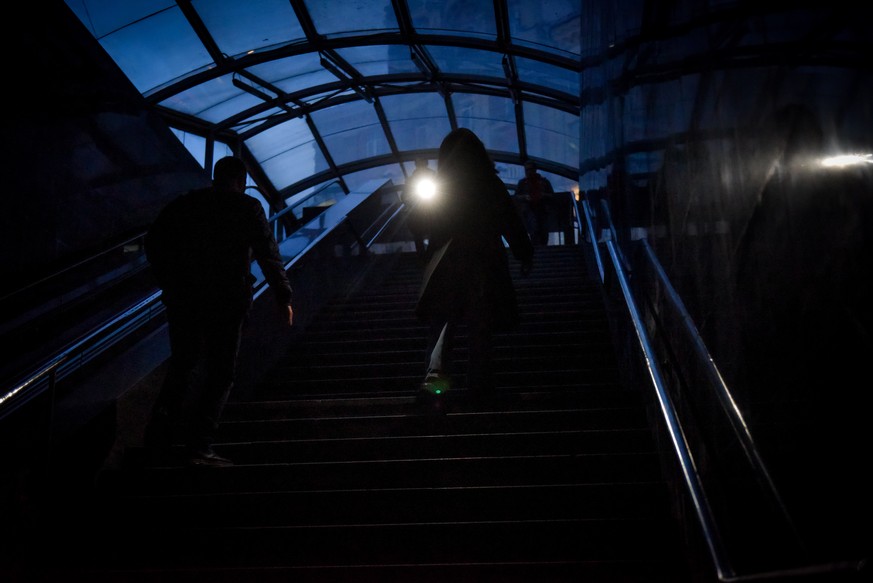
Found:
<box><xmin>247</xmin><ymin>200</ymin><xmax>294</xmax><ymax>325</ymax></box>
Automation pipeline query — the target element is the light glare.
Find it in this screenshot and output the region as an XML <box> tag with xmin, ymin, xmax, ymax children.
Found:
<box><xmin>820</xmin><ymin>153</ymin><xmax>873</xmax><ymax>168</ymax></box>
<box><xmin>416</xmin><ymin>177</ymin><xmax>437</xmax><ymax>200</ymax></box>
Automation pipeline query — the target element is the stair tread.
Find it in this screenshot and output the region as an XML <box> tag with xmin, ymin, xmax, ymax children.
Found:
<box><xmin>77</xmin><ymin>247</ymin><xmax>689</xmax><ymax>580</ymax></box>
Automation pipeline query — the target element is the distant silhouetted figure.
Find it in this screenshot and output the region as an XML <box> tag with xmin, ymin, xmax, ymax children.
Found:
<box><xmin>516</xmin><ymin>160</ymin><xmax>555</xmax><ymax>245</ymax></box>
<box><xmin>144</xmin><ymin>156</ymin><xmax>293</xmax><ymax>466</ymax></box>
<box><xmin>414</xmin><ymin>129</ymin><xmax>533</xmax><ymax>408</ymax></box>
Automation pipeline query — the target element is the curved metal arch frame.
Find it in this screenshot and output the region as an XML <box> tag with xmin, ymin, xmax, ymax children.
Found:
<box><xmin>139</xmin><ymin>1</ymin><xmax>583</xmax><ymax>216</ymax></box>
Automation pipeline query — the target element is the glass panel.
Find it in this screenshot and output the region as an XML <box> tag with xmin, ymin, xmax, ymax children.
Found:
<box><xmin>248</xmin><ymin>53</ymin><xmax>337</xmax><ymax>96</ymax></box>
<box><xmin>515</xmin><ymin>56</ymin><xmax>579</xmax><ymax>96</ymax></box>
<box><xmin>67</xmin><ymin>0</ymin><xmax>587</xmax><ymax>207</ymax></box>
<box><xmin>259</xmin><ymin>143</ymin><xmax>329</xmax><ymax>192</ymax></box>
<box><xmin>625</xmin><ymin>151</ymin><xmax>662</xmax><ymax>180</ymax></box>
<box><xmin>235</xmin><ymin>107</ymin><xmax>288</xmax><ymax>134</ymax></box>
<box><xmin>401</xmin><ymin>158</ymin><xmax>436</xmax><ymax>177</ymax></box>
<box><xmin>380</xmin><ymin>93</ymin><xmax>452</xmax><ymax>152</ymax></box>
<box><xmin>160</xmin><ymin>74</ymin><xmax>262</xmax><ymax>123</ymax></box>
<box><xmin>284</xmin><ymin>181</ymin><xmax>346</xmax><ymax>216</ymax></box>
<box><xmin>304</xmin><ymin>0</ymin><xmax>399</xmax><ymax>37</ymax></box>
<box><xmin>65</xmin><ymin>0</ymin><xmax>176</xmax><ymax>38</ymax></box>
<box><xmin>406</xmin><ymin>0</ymin><xmax>496</xmax><ymax>40</ymax></box>
<box><xmin>523</xmin><ymin>101</ymin><xmax>579</xmax><ymax>168</ymax></box>
<box><xmin>426</xmin><ymin>45</ymin><xmax>504</xmax><ymax>78</ymax></box>
<box><xmin>170</xmin><ymin>127</ymin><xmax>207</xmax><ymax>168</ymax></box>
<box><xmin>581</xmin><ymin>102</ymin><xmax>610</xmax><ymax>160</ymax></box>
<box><xmin>211</xmin><ymin>142</ymin><xmax>237</xmax><ymax>175</ymax></box>
<box><xmin>495</xmin><ymin>161</ymin><xmax>519</xmax><ymax>185</ymax></box>
<box><xmin>247</xmin><ymin>116</ymin><xmax>313</xmax><ymax>163</ymax></box>
<box><xmin>310</xmin><ymin>101</ymin><xmax>391</xmax><ymax>165</ymax></box>
<box><xmin>507</xmin><ymin>0</ymin><xmax>581</xmax><ymax>56</ymax></box>
<box><xmin>192</xmin><ymin>0</ymin><xmax>305</xmax><ymax>58</ymax></box>
<box><xmin>539</xmin><ymin>170</ymin><xmax>578</xmax><ymax>194</ymax></box>
<box><xmin>501</xmin><ymin>162</ymin><xmax>577</xmax><ymax>196</ymax></box>
<box><xmin>244</xmin><ymin>185</ymin><xmax>272</xmax><ymax>218</ymax></box>
<box><xmin>335</xmin><ymin>45</ymin><xmax>419</xmax><ymax>77</ymax></box>
<box><xmin>166</xmin><ymin>131</ymin><xmax>276</xmax><ymax>213</ymax></box>
<box><xmin>452</xmin><ymin>93</ymin><xmax>519</xmax><ymax>154</ymax></box>
<box><xmin>246</xmin><ymin>116</ymin><xmax>326</xmax><ymax>191</ymax></box>
<box><xmin>342</xmin><ymin>165</ymin><xmax>403</xmax><ymax>195</ymax></box>
<box><xmin>93</xmin><ymin>5</ymin><xmax>212</xmax><ymax>94</ymax></box>
<box><xmin>624</xmin><ymin>79</ymin><xmax>696</xmax><ymax>143</ymax></box>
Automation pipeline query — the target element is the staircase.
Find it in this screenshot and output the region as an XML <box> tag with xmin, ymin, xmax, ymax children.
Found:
<box><xmin>12</xmin><ymin>245</ymin><xmax>692</xmax><ymax>582</ymax></box>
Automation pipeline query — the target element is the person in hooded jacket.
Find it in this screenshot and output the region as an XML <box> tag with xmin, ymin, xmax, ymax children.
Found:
<box><xmin>414</xmin><ymin>128</ymin><xmax>533</xmax><ymax>407</ymax></box>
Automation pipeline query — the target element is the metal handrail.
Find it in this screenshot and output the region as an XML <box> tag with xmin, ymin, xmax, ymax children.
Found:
<box><xmin>363</xmin><ymin>200</ymin><xmax>406</xmax><ymax>249</ymax></box>
<box><xmin>0</xmin><ymin>291</ymin><xmax>164</xmax><ymax>420</ymax></box>
<box><xmin>579</xmin><ymin>202</ymin><xmax>733</xmax><ymax>579</ymax></box>
<box><xmin>267</xmin><ymin>179</ymin><xmax>343</xmax><ymax>224</ymax></box>
<box><xmin>579</xmin><ymin>199</ymin><xmax>604</xmax><ymax>281</ymax></box>
<box><xmin>638</xmin><ymin>238</ymin><xmax>801</xmax><ymax>545</ymax></box>
<box><xmin>579</xmin><ymin>195</ymin><xmax>867</xmax><ymax>581</ymax></box>
<box><xmin>0</xmin><ymin>232</ymin><xmax>147</xmax><ymax>304</ymax></box>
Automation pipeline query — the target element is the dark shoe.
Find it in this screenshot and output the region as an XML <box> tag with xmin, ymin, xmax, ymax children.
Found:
<box><xmin>187</xmin><ymin>446</ymin><xmax>233</xmax><ymax>468</ymax></box>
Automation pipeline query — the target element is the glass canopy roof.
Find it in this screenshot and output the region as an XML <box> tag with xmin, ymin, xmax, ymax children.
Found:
<box><xmin>65</xmin><ymin>0</ymin><xmax>581</xmax><ymax>215</ymax></box>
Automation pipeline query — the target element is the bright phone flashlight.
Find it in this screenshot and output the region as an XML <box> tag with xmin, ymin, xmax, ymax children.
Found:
<box><xmin>415</xmin><ymin>177</ymin><xmax>437</xmax><ymax>201</ymax></box>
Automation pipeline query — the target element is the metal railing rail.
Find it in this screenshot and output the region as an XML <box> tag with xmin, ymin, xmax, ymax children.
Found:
<box><xmin>638</xmin><ymin>237</ymin><xmax>801</xmax><ymax>544</ymax></box>
<box><xmin>362</xmin><ymin>200</ymin><xmax>406</xmax><ymax>249</ymax></box>
<box><xmin>0</xmin><ymin>232</ymin><xmax>147</xmax><ymax>305</ymax></box>
<box><xmin>578</xmin><ymin>195</ymin><xmax>867</xmax><ymax>581</ymax></box>
<box><xmin>265</xmin><ymin>180</ymin><xmax>343</xmax><ymax>241</ymax></box>
<box><xmin>0</xmin><ymin>292</ymin><xmax>165</xmax><ymax>420</ymax></box>
<box><xmin>577</xmin><ymin>198</ymin><xmax>734</xmax><ymax>580</ymax></box>
<box><xmin>579</xmin><ymin>199</ymin><xmax>604</xmax><ymax>281</ymax></box>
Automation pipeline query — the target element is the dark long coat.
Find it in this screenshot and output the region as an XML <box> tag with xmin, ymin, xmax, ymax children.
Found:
<box><xmin>414</xmin><ymin>169</ymin><xmax>533</xmax><ymax>333</ymax></box>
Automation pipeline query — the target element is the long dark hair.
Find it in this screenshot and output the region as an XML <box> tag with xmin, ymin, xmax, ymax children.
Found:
<box><xmin>436</xmin><ymin>128</ymin><xmax>497</xmax><ymax>187</ymax></box>
<box><xmin>433</xmin><ymin>128</ymin><xmax>505</xmax><ymax>236</ymax></box>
